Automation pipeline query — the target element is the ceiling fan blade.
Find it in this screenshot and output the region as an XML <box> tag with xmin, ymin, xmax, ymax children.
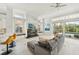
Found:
<box><xmin>59</xmin><ymin>4</ymin><xmax>67</xmax><ymax>7</ymax></box>
<box><xmin>50</xmin><ymin>4</ymin><xmax>66</xmax><ymax>8</ymax></box>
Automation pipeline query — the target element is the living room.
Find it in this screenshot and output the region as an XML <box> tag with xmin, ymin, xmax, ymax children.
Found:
<box><xmin>0</xmin><ymin>3</ymin><xmax>79</xmax><ymax>55</ymax></box>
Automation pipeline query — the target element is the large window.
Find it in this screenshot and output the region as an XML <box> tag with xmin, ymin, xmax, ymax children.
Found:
<box><xmin>64</xmin><ymin>21</ymin><xmax>79</xmax><ymax>38</ymax></box>
<box><xmin>0</xmin><ymin>13</ymin><xmax>6</xmax><ymax>42</ymax></box>
<box><xmin>14</xmin><ymin>18</ymin><xmax>25</xmax><ymax>34</ymax></box>
<box><xmin>65</xmin><ymin>21</ymin><xmax>79</xmax><ymax>33</ymax></box>
<box><xmin>53</xmin><ymin>22</ymin><xmax>63</xmax><ymax>33</ymax></box>
<box><xmin>0</xmin><ymin>14</ymin><xmax>6</xmax><ymax>34</ymax></box>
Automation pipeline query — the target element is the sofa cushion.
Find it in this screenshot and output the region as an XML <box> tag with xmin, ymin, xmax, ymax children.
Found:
<box><xmin>38</xmin><ymin>40</ymin><xmax>51</xmax><ymax>50</ymax></box>
<box><xmin>48</xmin><ymin>39</ymin><xmax>57</xmax><ymax>51</ymax></box>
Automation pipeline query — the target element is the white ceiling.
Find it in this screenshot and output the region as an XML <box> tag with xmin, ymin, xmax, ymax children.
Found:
<box><xmin>0</xmin><ymin>3</ymin><xmax>55</xmax><ymax>16</ymax></box>
<box><xmin>0</xmin><ymin>3</ymin><xmax>79</xmax><ymax>19</ymax></box>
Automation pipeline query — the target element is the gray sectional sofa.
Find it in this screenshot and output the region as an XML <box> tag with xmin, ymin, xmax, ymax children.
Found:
<box><xmin>27</xmin><ymin>34</ymin><xmax>64</xmax><ymax>55</ymax></box>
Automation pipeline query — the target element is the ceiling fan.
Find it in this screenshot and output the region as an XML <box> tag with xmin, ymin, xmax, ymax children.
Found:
<box><xmin>50</xmin><ymin>3</ymin><xmax>67</xmax><ymax>8</ymax></box>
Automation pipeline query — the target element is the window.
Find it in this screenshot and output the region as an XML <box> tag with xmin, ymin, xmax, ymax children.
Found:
<box><xmin>53</xmin><ymin>22</ymin><xmax>63</xmax><ymax>33</ymax></box>
<box><xmin>0</xmin><ymin>14</ymin><xmax>6</xmax><ymax>34</ymax></box>
<box><xmin>65</xmin><ymin>21</ymin><xmax>79</xmax><ymax>33</ymax></box>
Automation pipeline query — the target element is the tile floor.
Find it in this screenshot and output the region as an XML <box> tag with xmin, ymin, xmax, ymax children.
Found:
<box><xmin>59</xmin><ymin>37</ymin><xmax>79</xmax><ymax>55</ymax></box>
<box><xmin>0</xmin><ymin>35</ymin><xmax>79</xmax><ymax>55</ymax></box>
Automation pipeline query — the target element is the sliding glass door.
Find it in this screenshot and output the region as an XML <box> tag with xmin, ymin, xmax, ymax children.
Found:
<box><xmin>65</xmin><ymin>21</ymin><xmax>79</xmax><ymax>38</ymax></box>
<box><xmin>0</xmin><ymin>13</ymin><xmax>6</xmax><ymax>42</ymax></box>
<box><xmin>53</xmin><ymin>22</ymin><xmax>64</xmax><ymax>34</ymax></box>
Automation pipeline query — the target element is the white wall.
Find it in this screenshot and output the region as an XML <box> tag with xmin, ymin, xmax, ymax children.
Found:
<box><xmin>27</xmin><ymin>16</ymin><xmax>38</xmax><ymax>29</ymax></box>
